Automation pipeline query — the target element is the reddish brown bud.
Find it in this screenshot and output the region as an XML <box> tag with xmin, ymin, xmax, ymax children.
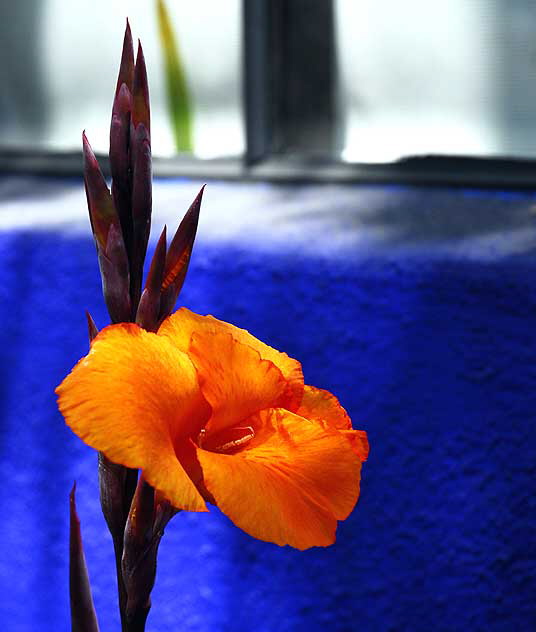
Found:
<box><xmin>115</xmin><ymin>19</ymin><xmax>134</xmax><ymax>97</ymax></box>
<box><xmin>132</xmin><ymin>41</ymin><xmax>150</xmax><ymax>136</ymax></box>
<box><xmin>84</xmin><ymin>132</ymin><xmax>131</xmax><ymax>322</ymax></box>
<box><xmin>69</xmin><ymin>483</ymin><xmax>100</xmax><ymax>632</ymax></box>
<box><xmin>136</xmin><ymin>226</ymin><xmax>167</xmax><ymax>331</ymax></box>
<box><xmin>110</xmin><ymin>83</ymin><xmax>133</xmax><ymax>244</ymax></box>
<box><xmin>159</xmin><ymin>186</ymin><xmax>204</xmax><ymax>320</ymax></box>
<box><xmin>95</xmin><ymin>224</ymin><xmax>131</xmax><ymax>323</ymax></box>
<box><xmin>86</xmin><ymin>311</ymin><xmax>99</xmax><ymax>343</ymax></box>
<box><xmin>83</xmin><ymin>132</ymin><xmax>120</xmax><ymax>253</ymax></box>
<box><xmin>130</xmin><ymin>123</ymin><xmax>152</xmax><ymax>309</ymax></box>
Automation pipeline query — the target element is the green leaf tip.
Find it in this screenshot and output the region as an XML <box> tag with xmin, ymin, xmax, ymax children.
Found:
<box><xmin>156</xmin><ymin>0</ymin><xmax>193</xmax><ymax>152</ymax></box>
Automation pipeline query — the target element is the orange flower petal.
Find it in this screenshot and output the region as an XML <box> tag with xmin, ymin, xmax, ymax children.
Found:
<box><xmin>297</xmin><ymin>385</ymin><xmax>369</xmax><ymax>461</ymax></box>
<box><xmin>188</xmin><ymin>330</ymin><xmax>287</xmax><ymax>434</ymax></box>
<box><xmin>158</xmin><ymin>308</ymin><xmax>304</xmax><ymax>409</ymax></box>
<box><xmin>56</xmin><ymin>323</ymin><xmax>208</xmax><ymax>512</ymax></box>
<box><xmin>297</xmin><ymin>384</ymin><xmax>352</xmax><ymax>429</ymax></box>
<box><xmin>196</xmin><ymin>408</ymin><xmax>363</xmax><ymax>549</ymax></box>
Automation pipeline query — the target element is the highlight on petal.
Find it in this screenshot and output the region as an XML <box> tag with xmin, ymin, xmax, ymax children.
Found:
<box><xmin>188</xmin><ymin>330</ymin><xmax>287</xmax><ymax>435</ymax></box>
<box><xmin>158</xmin><ymin>307</ymin><xmax>304</xmax><ymax>408</ymax></box>
<box><xmin>297</xmin><ymin>385</ymin><xmax>369</xmax><ymax>461</ymax></box>
<box><xmin>196</xmin><ymin>408</ymin><xmax>363</xmax><ymax>550</ymax></box>
<box><xmin>56</xmin><ymin>324</ymin><xmax>209</xmax><ymax>512</ymax></box>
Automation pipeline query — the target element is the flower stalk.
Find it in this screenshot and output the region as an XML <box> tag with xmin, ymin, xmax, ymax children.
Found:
<box><xmin>74</xmin><ymin>18</ymin><xmax>203</xmax><ymax>632</ymax></box>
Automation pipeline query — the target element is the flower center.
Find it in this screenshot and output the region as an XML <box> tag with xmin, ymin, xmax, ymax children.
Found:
<box><xmin>197</xmin><ymin>425</ymin><xmax>255</xmax><ymax>454</ymax></box>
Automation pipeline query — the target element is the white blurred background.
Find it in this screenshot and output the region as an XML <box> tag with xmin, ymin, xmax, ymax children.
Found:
<box><xmin>0</xmin><ymin>0</ymin><xmax>244</xmax><ymax>158</ymax></box>
<box><xmin>3</xmin><ymin>1</ymin><xmax>536</xmax><ymax>162</ymax></box>
<box><xmin>337</xmin><ymin>0</ymin><xmax>536</xmax><ymax>161</ymax></box>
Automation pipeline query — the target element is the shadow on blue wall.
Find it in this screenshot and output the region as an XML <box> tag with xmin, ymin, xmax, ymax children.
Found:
<box><xmin>0</xmin><ymin>228</ymin><xmax>535</xmax><ymax>631</ymax></box>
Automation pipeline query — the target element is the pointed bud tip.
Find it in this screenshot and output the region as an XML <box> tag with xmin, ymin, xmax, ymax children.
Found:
<box><xmin>135</xmin><ymin>39</ymin><xmax>147</xmax><ymax>73</ymax></box>
<box><xmin>192</xmin><ymin>185</ymin><xmax>206</xmax><ymax>207</ymax></box>
<box><xmin>116</xmin><ymin>17</ymin><xmax>135</xmax><ymax>96</ymax></box>
<box><xmin>124</xmin><ymin>18</ymin><xmax>133</xmax><ymax>48</ymax></box>
<box><xmin>186</xmin><ymin>187</ymin><xmax>204</xmax><ymax>223</ymax></box>
<box><xmin>86</xmin><ymin>311</ymin><xmax>99</xmax><ymax>342</ymax></box>
<box><xmin>82</xmin><ymin>133</ymin><xmax>97</xmax><ymax>163</ymax></box>
<box><xmin>131</xmin><ymin>39</ymin><xmax>150</xmax><ymax>134</ymax></box>
<box><xmin>154</xmin><ymin>225</ymin><xmax>167</xmax><ymax>253</ymax></box>
<box><xmin>69</xmin><ymin>482</ymin><xmax>80</xmax><ymax>525</ymax></box>
<box><xmin>134</xmin><ymin>40</ymin><xmax>148</xmax><ymax>85</ymax></box>
<box><xmin>159</xmin><ymin>189</ymin><xmax>202</xmax><ymax>298</ymax></box>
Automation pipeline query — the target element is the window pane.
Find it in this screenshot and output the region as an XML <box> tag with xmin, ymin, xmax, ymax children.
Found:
<box><xmin>0</xmin><ymin>0</ymin><xmax>243</xmax><ymax>158</ymax></box>
<box><xmin>336</xmin><ymin>0</ymin><xmax>536</xmax><ymax>162</ymax></box>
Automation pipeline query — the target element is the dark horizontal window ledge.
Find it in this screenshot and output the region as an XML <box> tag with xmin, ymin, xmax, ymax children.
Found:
<box><xmin>1</xmin><ymin>148</ymin><xmax>536</xmax><ymax>190</ymax></box>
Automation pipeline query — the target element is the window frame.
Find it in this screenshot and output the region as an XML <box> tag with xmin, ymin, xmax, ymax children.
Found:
<box><xmin>1</xmin><ymin>0</ymin><xmax>536</xmax><ymax>190</ymax></box>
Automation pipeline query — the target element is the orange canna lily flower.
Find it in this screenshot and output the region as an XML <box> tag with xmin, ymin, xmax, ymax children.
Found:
<box><xmin>56</xmin><ymin>308</ymin><xmax>368</xmax><ymax>550</ymax></box>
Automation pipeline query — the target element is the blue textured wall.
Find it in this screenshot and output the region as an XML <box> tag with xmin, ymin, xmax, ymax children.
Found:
<box><xmin>0</xmin><ymin>177</ymin><xmax>535</xmax><ymax>631</ymax></box>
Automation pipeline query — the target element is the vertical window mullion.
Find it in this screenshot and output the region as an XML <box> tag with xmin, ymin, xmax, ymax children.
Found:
<box><xmin>243</xmin><ymin>0</ymin><xmax>339</xmax><ymax>164</ymax></box>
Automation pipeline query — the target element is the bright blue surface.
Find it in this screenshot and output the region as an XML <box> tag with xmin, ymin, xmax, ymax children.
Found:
<box><xmin>1</xmin><ymin>179</ymin><xmax>536</xmax><ymax>631</ymax></box>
